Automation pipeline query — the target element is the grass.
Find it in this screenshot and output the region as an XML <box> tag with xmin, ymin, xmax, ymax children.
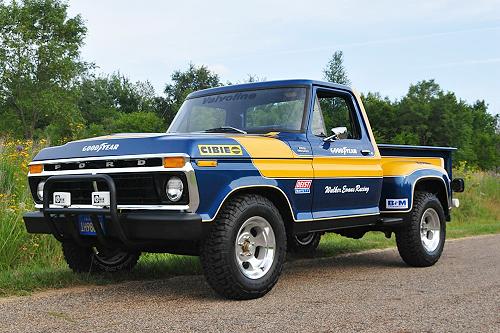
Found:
<box><xmin>0</xmin><ymin>139</ymin><xmax>498</xmax><ymax>297</ymax></box>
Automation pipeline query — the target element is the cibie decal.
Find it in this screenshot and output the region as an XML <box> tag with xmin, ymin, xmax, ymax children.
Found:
<box><xmin>325</xmin><ymin>185</ymin><xmax>370</xmax><ymax>194</ymax></box>
<box><xmin>198</xmin><ymin>145</ymin><xmax>243</xmax><ymax>156</ymax></box>
<box><xmin>330</xmin><ymin>147</ymin><xmax>357</xmax><ymax>155</ymax></box>
<box><xmin>386</xmin><ymin>198</ymin><xmax>409</xmax><ymax>209</ymax></box>
<box><xmin>294</xmin><ymin>180</ymin><xmax>312</xmax><ymax>194</ymax></box>
<box><xmin>82</xmin><ymin>143</ymin><xmax>119</xmax><ymax>152</ymax></box>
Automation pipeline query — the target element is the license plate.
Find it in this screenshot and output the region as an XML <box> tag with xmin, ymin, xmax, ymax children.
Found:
<box><xmin>78</xmin><ymin>215</ymin><xmax>105</xmax><ymax>236</ymax></box>
<box><xmin>53</xmin><ymin>192</ymin><xmax>71</xmax><ymax>206</ymax></box>
<box><xmin>91</xmin><ymin>191</ymin><xmax>110</xmax><ymax>207</ymax></box>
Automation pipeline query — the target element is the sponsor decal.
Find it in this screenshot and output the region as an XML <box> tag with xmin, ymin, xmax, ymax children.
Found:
<box><xmin>82</xmin><ymin>142</ymin><xmax>119</xmax><ymax>153</ymax></box>
<box><xmin>325</xmin><ymin>185</ymin><xmax>370</xmax><ymax>194</ymax></box>
<box><xmin>296</xmin><ymin>146</ymin><xmax>310</xmax><ymax>154</ymax></box>
<box><xmin>330</xmin><ymin>147</ymin><xmax>358</xmax><ymax>155</ymax></box>
<box><xmin>198</xmin><ymin>144</ymin><xmax>243</xmax><ymax>156</ymax></box>
<box><xmin>294</xmin><ymin>180</ymin><xmax>312</xmax><ymax>194</ymax></box>
<box><xmin>202</xmin><ymin>92</ymin><xmax>256</xmax><ymax>104</ymax></box>
<box><xmin>386</xmin><ymin>198</ymin><xmax>409</xmax><ymax>209</ymax></box>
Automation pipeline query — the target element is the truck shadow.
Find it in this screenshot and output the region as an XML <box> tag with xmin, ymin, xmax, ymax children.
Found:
<box><xmin>72</xmin><ymin>248</ymin><xmax>407</xmax><ymax>301</ymax></box>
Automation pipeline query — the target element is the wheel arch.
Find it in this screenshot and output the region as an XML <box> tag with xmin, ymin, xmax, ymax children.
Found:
<box><xmin>414</xmin><ymin>177</ymin><xmax>450</xmax><ymax>220</ymax></box>
<box><xmin>211</xmin><ymin>185</ymin><xmax>295</xmax><ymax>233</ymax></box>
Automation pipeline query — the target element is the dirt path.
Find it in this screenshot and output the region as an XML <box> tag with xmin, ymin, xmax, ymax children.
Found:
<box><xmin>1</xmin><ymin>235</ymin><xmax>499</xmax><ymax>333</ymax></box>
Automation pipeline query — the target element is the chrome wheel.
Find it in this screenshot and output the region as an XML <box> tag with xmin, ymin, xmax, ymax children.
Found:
<box><xmin>235</xmin><ymin>216</ymin><xmax>276</xmax><ymax>280</ymax></box>
<box><xmin>295</xmin><ymin>233</ymin><xmax>315</xmax><ymax>246</ymax></box>
<box><xmin>420</xmin><ymin>208</ymin><xmax>441</xmax><ymax>253</ymax></box>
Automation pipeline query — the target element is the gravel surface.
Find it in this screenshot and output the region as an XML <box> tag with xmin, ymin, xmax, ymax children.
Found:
<box><xmin>1</xmin><ymin>234</ymin><xmax>499</xmax><ymax>333</ymax></box>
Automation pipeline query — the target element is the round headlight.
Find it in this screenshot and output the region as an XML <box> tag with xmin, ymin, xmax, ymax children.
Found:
<box><xmin>166</xmin><ymin>177</ymin><xmax>184</xmax><ymax>202</ymax></box>
<box><xmin>37</xmin><ymin>180</ymin><xmax>46</xmax><ymax>201</ymax></box>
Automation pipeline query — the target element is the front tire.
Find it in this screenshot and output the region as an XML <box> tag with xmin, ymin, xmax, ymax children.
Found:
<box><xmin>200</xmin><ymin>194</ymin><xmax>287</xmax><ymax>300</ymax></box>
<box><xmin>62</xmin><ymin>241</ymin><xmax>140</xmax><ymax>273</ymax></box>
<box><xmin>396</xmin><ymin>191</ymin><xmax>446</xmax><ymax>267</ymax></box>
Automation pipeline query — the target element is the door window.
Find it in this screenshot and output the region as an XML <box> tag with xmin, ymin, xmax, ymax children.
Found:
<box><xmin>311</xmin><ymin>91</ymin><xmax>361</xmax><ymax>139</ymax></box>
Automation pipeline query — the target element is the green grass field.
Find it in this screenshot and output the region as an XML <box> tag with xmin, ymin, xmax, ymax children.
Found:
<box><xmin>0</xmin><ymin>139</ymin><xmax>498</xmax><ymax>297</ymax></box>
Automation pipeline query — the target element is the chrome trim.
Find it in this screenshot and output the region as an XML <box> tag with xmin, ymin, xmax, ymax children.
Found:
<box><xmin>35</xmin><ymin>204</ymin><xmax>190</xmax><ymax>211</ymax></box>
<box><xmin>30</xmin><ymin>166</ymin><xmax>183</xmax><ymax>177</ymax></box>
<box><xmin>29</xmin><ymin>153</ymin><xmax>200</xmax><ymax>213</ymax></box>
<box><xmin>380</xmin><ymin>175</ymin><xmax>449</xmax><ymax>214</ymax></box>
<box><xmin>202</xmin><ymin>184</ymin><xmax>379</xmax><ymax>223</ymax></box>
<box><xmin>28</xmin><ymin>153</ymin><xmax>189</xmax><ymax>166</ymax></box>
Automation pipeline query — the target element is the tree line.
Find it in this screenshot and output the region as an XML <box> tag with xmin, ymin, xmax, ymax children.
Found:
<box><xmin>0</xmin><ymin>0</ymin><xmax>498</xmax><ymax>169</ymax></box>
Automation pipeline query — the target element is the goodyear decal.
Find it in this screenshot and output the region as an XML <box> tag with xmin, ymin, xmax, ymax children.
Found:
<box><xmin>198</xmin><ymin>144</ymin><xmax>243</xmax><ymax>156</ymax></box>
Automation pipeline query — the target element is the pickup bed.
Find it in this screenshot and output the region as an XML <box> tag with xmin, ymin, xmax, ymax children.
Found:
<box><xmin>23</xmin><ymin>79</ymin><xmax>464</xmax><ymax>299</ymax></box>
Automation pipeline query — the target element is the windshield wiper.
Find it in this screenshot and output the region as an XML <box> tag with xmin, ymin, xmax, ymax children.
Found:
<box><xmin>203</xmin><ymin>126</ymin><xmax>247</xmax><ymax>134</ymax></box>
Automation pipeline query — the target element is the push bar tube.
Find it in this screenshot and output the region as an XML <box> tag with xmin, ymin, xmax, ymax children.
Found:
<box><xmin>42</xmin><ymin>174</ymin><xmax>134</xmax><ymax>248</ymax></box>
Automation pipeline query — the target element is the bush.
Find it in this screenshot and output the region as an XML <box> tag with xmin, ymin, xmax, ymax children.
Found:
<box><xmin>109</xmin><ymin>112</ymin><xmax>165</xmax><ymax>133</ymax></box>
<box><xmin>0</xmin><ymin>139</ymin><xmax>62</xmax><ymax>271</ymax></box>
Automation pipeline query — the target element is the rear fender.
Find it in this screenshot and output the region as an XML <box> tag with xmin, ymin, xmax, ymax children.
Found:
<box><xmin>380</xmin><ymin>168</ymin><xmax>450</xmax><ymax>216</ymax></box>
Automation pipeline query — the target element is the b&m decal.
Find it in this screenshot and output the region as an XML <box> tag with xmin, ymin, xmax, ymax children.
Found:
<box><xmin>386</xmin><ymin>198</ymin><xmax>409</xmax><ymax>209</ymax></box>
<box><xmin>198</xmin><ymin>145</ymin><xmax>242</xmax><ymax>156</ymax></box>
<box><xmin>294</xmin><ymin>180</ymin><xmax>312</xmax><ymax>194</ymax></box>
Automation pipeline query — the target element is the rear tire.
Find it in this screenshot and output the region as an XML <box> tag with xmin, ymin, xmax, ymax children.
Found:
<box><xmin>62</xmin><ymin>241</ymin><xmax>140</xmax><ymax>273</ymax></box>
<box><xmin>288</xmin><ymin>232</ymin><xmax>321</xmax><ymax>254</ymax></box>
<box><xmin>200</xmin><ymin>194</ymin><xmax>287</xmax><ymax>300</ymax></box>
<box><xmin>396</xmin><ymin>191</ymin><xmax>446</xmax><ymax>267</ymax></box>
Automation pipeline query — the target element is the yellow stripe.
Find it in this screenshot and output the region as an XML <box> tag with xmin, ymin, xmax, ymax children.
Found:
<box><xmin>381</xmin><ymin>157</ymin><xmax>445</xmax><ymax>176</ymax></box>
<box><xmin>231</xmin><ymin>136</ymin><xmax>295</xmax><ymax>158</ymax></box>
<box><xmin>313</xmin><ymin>156</ymin><xmax>383</xmax><ymax>178</ymax></box>
<box><xmin>232</xmin><ymin>136</ymin><xmax>447</xmax><ymax>179</ymax></box>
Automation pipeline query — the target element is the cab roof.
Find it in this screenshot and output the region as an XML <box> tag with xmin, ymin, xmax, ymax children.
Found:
<box><xmin>187</xmin><ymin>79</ymin><xmax>352</xmax><ymax>99</ymax></box>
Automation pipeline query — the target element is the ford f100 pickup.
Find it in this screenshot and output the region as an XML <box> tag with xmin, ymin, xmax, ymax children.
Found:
<box><xmin>23</xmin><ymin>80</ymin><xmax>465</xmax><ymax>299</ymax></box>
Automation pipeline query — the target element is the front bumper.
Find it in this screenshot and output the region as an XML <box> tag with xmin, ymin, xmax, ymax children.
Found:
<box><xmin>24</xmin><ymin>210</ymin><xmax>203</xmax><ymax>241</ymax></box>
<box><xmin>24</xmin><ymin>174</ymin><xmax>204</xmax><ymax>250</ymax></box>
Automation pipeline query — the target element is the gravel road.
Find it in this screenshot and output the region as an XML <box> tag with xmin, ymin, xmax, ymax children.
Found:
<box><xmin>1</xmin><ymin>234</ymin><xmax>499</xmax><ymax>333</ymax></box>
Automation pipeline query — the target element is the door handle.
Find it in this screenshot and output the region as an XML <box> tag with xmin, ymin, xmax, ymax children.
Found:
<box><xmin>361</xmin><ymin>150</ymin><xmax>371</xmax><ymax>156</ymax></box>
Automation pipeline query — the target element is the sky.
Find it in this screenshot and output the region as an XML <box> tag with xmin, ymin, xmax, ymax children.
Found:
<box><xmin>68</xmin><ymin>0</ymin><xmax>500</xmax><ymax>115</ymax></box>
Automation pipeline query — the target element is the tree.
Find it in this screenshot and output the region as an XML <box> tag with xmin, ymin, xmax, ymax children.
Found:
<box><xmin>0</xmin><ymin>0</ymin><xmax>88</xmax><ymax>139</ymax></box>
<box><xmin>76</xmin><ymin>72</ymin><xmax>163</xmax><ymax>137</ymax></box>
<box><xmin>161</xmin><ymin>63</ymin><xmax>221</xmax><ymax>124</ymax></box>
<box><xmin>323</xmin><ymin>51</ymin><xmax>350</xmax><ymax>86</ymax></box>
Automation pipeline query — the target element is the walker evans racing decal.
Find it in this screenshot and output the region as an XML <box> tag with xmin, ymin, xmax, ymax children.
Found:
<box><xmin>325</xmin><ymin>185</ymin><xmax>370</xmax><ymax>194</ymax></box>
<box><xmin>330</xmin><ymin>147</ymin><xmax>358</xmax><ymax>155</ymax></box>
<box><xmin>294</xmin><ymin>180</ymin><xmax>312</xmax><ymax>194</ymax></box>
<box><xmin>386</xmin><ymin>198</ymin><xmax>409</xmax><ymax>209</ymax></box>
<box><xmin>82</xmin><ymin>143</ymin><xmax>119</xmax><ymax>152</ymax></box>
<box><xmin>198</xmin><ymin>144</ymin><xmax>243</xmax><ymax>156</ymax></box>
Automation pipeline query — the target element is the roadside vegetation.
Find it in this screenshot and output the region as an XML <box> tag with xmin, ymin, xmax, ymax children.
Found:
<box><xmin>0</xmin><ymin>139</ymin><xmax>498</xmax><ymax>296</ymax></box>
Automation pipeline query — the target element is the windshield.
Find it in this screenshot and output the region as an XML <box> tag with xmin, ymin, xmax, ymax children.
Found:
<box><xmin>167</xmin><ymin>87</ymin><xmax>307</xmax><ymax>134</ymax></box>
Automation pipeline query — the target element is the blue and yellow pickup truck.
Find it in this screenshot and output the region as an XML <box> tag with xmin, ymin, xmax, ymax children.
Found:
<box><xmin>24</xmin><ymin>80</ymin><xmax>464</xmax><ymax>299</ymax></box>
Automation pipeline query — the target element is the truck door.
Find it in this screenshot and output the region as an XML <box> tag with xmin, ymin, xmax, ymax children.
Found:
<box><xmin>307</xmin><ymin>87</ymin><xmax>382</xmax><ymax>222</ymax></box>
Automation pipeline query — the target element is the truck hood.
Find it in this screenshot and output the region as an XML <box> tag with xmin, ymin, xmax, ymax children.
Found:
<box><xmin>32</xmin><ymin>132</ymin><xmax>299</xmax><ymax>161</ymax></box>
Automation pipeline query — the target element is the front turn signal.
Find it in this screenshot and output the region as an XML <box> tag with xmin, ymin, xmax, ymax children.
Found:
<box><xmin>197</xmin><ymin>160</ymin><xmax>218</xmax><ymax>167</ymax></box>
<box><xmin>163</xmin><ymin>156</ymin><xmax>185</xmax><ymax>168</ymax></box>
<box><xmin>29</xmin><ymin>164</ymin><xmax>43</xmax><ymax>174</ymax></box>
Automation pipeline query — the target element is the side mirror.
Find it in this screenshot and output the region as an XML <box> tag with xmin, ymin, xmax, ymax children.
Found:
<box><xmin>451</xmin><ymin>178</ymin><xmax>465</xmax><ymax>192</ymax></box>
<box><xmin>323</xmin><ymin>127</ymin><xmax>348</xmax><ymax>142</ymax></box>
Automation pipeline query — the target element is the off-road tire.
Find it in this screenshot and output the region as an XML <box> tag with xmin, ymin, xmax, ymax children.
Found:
<box><xmin>288</xmin><ymin>232</ymin><xmax>321</xmax><ymax>254</ymax></box>
<box><xmin>396</xmin><ymin>191</ymin><xmax>446</xmax><ymax>267</ymax></box>
<box><xmin>200</xmin><ymin>194</ymin><xmax>287</xmax><ymax>300</ymax></box>
<box><xmin>62</xmin><ymin>241</ymin><xmax>140</xmax><ymax>273</ymax></box>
